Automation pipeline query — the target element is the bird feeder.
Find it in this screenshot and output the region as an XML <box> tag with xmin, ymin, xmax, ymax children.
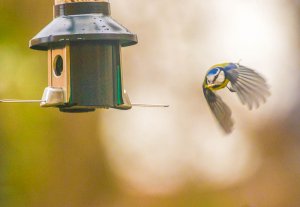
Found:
<box><xmin>29</xmin><ymin>0</ymin><xmax>138</xmax><ymax>112</ymax></box>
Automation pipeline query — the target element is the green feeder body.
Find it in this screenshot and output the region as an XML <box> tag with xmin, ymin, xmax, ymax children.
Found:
<box><xmin>30</xmin><ymin>1</ymin><xmax>138</xmax><ymax>112</ymax></box>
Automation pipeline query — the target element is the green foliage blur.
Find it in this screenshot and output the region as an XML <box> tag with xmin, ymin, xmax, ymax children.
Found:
<box><xmin>0</xmin><ymin>1</ymin><xmax>118</xmax><ymax>207</ymax></box>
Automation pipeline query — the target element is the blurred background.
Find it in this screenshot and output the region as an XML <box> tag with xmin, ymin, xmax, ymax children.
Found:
<box><xmin>0</xmin><ymin>0</ymin><xmax>299</xmax><ymax>206</ymax></box>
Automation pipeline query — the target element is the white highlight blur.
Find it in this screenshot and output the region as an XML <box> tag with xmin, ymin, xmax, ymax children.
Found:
<box><xmin>100</xmin><ymin>0</ymin><xmax>299</xmax><ymax>194</ymax></box>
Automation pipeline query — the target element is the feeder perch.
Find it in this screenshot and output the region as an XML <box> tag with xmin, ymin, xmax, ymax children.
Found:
<box><xmin>30</xmin><ymin>0</ymin><xmax>138</xmax><ymax>112</ymax></box>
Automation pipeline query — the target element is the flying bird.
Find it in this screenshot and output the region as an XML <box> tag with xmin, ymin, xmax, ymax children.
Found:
<box><xmin>203</xmin><ymin>62</ymin><xmax>270</xmax><ymax>134</ymax></box>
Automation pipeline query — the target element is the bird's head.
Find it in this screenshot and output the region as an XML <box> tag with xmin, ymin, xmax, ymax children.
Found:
<box><xmin>205</xmin><ymin>67</ymin><xmax>225</xmax><ymax>88</ymax></box>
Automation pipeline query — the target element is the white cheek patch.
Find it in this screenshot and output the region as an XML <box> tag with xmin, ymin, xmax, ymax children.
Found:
<box><xmin>207</xmin><ymin>75</ymin><xmax>215</xmax><ymax>84</ymax></box>
<box><xmin>215</xmin><ymin>71</ymin><xmax>225</xmax><ymax>85</ymax></box>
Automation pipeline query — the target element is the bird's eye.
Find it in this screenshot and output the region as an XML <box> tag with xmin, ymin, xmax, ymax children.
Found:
<box><xmin>206</xmin><ymin>75</ymin><xmax>216</xmax><ymax>84</ymax></box>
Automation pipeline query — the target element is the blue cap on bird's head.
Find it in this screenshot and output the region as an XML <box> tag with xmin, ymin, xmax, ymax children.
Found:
<box><xmin>207</xmin><ymin>68</ymin><xmax>221</xmax><ymax>76</ymax></box>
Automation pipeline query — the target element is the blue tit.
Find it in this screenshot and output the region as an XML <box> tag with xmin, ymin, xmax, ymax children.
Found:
<box><xmin>203</xmin><ymin>62</ymin><xmax>270</xmax><ymax>134</ymax></box>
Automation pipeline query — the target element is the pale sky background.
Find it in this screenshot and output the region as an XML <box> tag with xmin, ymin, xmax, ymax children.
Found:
<box><xmin>99</xmin><ymin>0</ymin><xmax>300</xmax><ymax>194</ymax></box>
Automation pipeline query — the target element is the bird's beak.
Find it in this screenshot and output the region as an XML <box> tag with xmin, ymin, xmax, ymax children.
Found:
<box><xmin>206</xmin><ymin>84</ymin><xmax>215</xmax><ymax>88</ymax></box>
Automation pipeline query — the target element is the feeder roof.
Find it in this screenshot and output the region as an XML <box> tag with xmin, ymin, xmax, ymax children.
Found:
<box><xmin>30</xmin><ymin>2</ymin><xmax>138</xmax><ymax>50</ymax></box>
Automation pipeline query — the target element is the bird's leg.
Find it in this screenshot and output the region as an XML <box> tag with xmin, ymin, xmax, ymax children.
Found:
<box><xmin>227</xmin><ymin>85</ymin><xmax>236</xmax><ymax>92</ymax></box>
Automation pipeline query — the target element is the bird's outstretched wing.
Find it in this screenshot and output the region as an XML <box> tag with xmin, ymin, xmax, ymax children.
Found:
<box><xmin>203</xmin><ymin>87</ymin><xmax>234</xmax><ymax>134</ymax></box>
<box><xmin>225</xmin><ymin>65</ymin><xmax>270</xmax><ymax>110</ymax></box>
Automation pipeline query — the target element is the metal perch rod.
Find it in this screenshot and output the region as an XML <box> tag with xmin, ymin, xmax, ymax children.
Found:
<box><xmin>0</xmin><ymin>99</ymin><xmax>42</xmax><ymax>103</ymax></box>
<box><xmin>55</xmin><ymin>0</ymin><xmax>109</xmax><ymax>4</ymax></box>
<box><xmin>132</xmin><ymin>104</ymin><xmax>169</xmax><ymax>108</ymax></box>
<box><xmin>0</xmin><ymin>99</ymin><xmax>169</xmax><ymax>107</ymax></box>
